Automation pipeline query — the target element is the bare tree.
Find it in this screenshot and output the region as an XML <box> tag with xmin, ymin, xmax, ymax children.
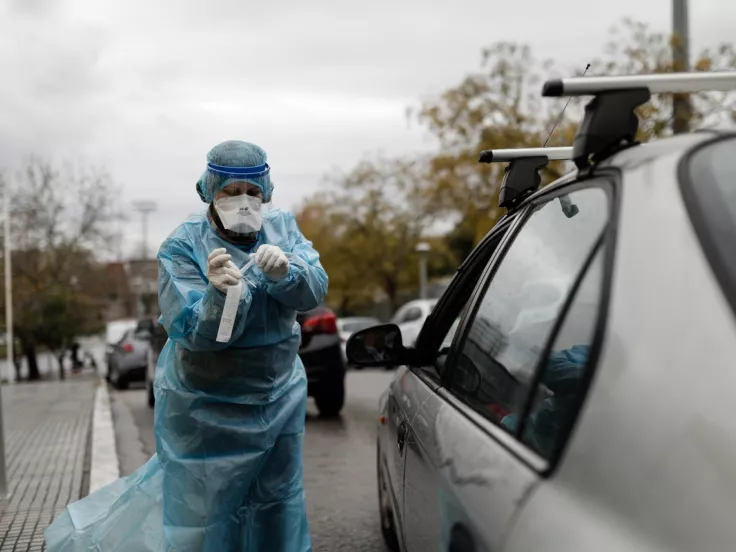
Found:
<box><xmin>4</xmin><ymin>158</ymin><xmax>121</xmax><ymax>380</ymax></box>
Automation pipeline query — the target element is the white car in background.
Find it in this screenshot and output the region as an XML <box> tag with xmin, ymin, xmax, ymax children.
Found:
<box><xmin>390</xmin><ymin>299</ymin><xmax>438</xmax><ymax>347</ymax></box>
<box><xmin>104</xmin><ymin>319</ymin><xmax>138</xmax><ymax>380</ymax></box>
<box><xmin>337</xmin><ymin>317</ymin><xmax>380</xmax><ymax>366</ymax></box>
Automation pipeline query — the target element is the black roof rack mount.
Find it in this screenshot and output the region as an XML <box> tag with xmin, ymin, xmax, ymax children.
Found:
<box><xmin>542</xmin><ymin>71</ymin><xmax>736</xmax><ymax>170</ymax></box>
<box><xmin>478</xmin><ymin>147</ymin><xmax>573</xmax><ymax>213</ymax></box>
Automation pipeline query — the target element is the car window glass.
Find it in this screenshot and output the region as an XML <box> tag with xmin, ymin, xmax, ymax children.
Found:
<box><xmin>696</xmin><ymin>140</ymin><xmax>736</xmax><ymax>224</ymax></box>
<box><xmin>683</xmin><ymin>138</ymin><xmax>736</xmax><ymax>316</ymax></box>
<box><xmin>433</xmin><ymin>304</ymin><xmax>471</xmax><ymax>376</ymax></box>
<box><xmin>448</xmin><ymin>187</ymin><xmax>608</xmax><ymax>429</ymax></box>
<box><xmin>441</xmin><ymin>317</ymin><xmax>462</xmax><ymax>351</ymax></box>
<box><xmin>514</xmin><ymin>248</ymin><xmax>603</xmax><ymax>459</ymax></box>
<box><xmin>420</xmin><ymin>231</ymin><xmax>508</xmax><ymax>380</ymax></box>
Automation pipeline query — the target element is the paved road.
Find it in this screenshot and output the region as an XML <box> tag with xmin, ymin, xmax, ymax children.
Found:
<box><xmin>0</xmin><ymin>373</ymin><xmax>97</xmax><ymax>551</ymax></box>
<box><xmin>111</xmin><ymin>370</ymin><xmax>395</xmax><ymax>552</ymax></box>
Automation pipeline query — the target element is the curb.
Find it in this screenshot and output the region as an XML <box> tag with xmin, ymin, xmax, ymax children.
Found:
<box><xmin>89</xmin><ymin>381</ymin><xmax>120</xmax><ymax>493</ymax></box>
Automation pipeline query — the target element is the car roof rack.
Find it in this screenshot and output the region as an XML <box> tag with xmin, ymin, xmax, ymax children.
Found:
<box><xmin>542</xmin><ymin>71</ymin><xmax>736</xmax><ymax>170</ymax></box>
<box><xmin>478</xmin><ymin>147</ymin><xmax>573</xmax><ymax>213</ymax></box>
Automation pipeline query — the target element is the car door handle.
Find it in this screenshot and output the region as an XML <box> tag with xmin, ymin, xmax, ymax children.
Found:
<box><xmin>397</xmin><ymin>421</ymin><xmax>407</xmax><ymax>452</ymax></box>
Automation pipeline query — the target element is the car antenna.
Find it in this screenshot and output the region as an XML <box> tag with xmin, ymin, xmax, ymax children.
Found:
<box><xmin>541</xmin><ymin>64</ymin><xmax>590</xmax><ymax>218</ymax></box>
<box><xmin>475</xmin><ymin>66</ymin><xmax>589</xmax><ymax>216</ymax></box>
<box><xmin>543</xmin><ymin>64</ymin><xmax>590</xmax><ymax>147</ymax></box>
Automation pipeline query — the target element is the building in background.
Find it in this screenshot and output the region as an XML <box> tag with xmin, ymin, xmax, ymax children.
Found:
<box><xmin>126</xmin><ymin>259</ymin><xmax>159</xmax><ymax>318</ymax></box>
<box><xmin>103</xmin><ymin>260</ymin><xmax>159</xmax><ymax>321</ymax></box>
<box><xmin>104</xmin><ymin>262</ymin><xmax>136</xmax><ymax>321</ymax></box>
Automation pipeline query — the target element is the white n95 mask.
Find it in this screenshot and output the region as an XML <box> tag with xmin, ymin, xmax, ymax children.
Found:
<box><xmin>214</xmin><ymin>195</ymin><xmax>263</xmax><ymax>234</ymax></box>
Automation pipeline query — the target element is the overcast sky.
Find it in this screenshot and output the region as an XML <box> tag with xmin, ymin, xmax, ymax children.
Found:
<box><xmin>1</xmin><ymin>0</ymin><xmax>734</xmax><ymax>258</ymax></box>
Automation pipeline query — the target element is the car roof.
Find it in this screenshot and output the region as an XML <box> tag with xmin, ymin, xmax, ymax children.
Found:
<box><xmin>516</xmin><ymin>130</ymin><xmax>725</xmax><ymax>211</ymax></box>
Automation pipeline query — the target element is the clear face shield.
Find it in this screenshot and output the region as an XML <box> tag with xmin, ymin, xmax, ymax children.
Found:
<box><xmin>200</xmin><ymin>163</ymin><xmax>271</xmax><ymax>240</ymax></box>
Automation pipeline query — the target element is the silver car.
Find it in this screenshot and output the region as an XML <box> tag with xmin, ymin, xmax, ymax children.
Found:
<box><xmin>107</xmin><ymin>327</ymin><xmax>152</xmax><ymax>389</ymax></box>
<box><xmin>104</xmin><ymin>319</ymin><xmax>138</xmax><ymax>379</ymax></box>
<box><xmin>349</xmin><ymin>75</ymin><xmax>736</xmax><ymax>551</ymax></box>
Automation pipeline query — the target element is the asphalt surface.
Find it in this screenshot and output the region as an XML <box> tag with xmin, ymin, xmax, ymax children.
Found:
<box><xmin>111</xmin><ymin>369</ymin><xmax>395</xmax><ymax>552</ymax></box>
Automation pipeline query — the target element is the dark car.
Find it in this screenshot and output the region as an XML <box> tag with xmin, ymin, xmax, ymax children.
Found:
<box><xmin>298</xmin><ymin>305</ymin><xmax>345</xmax><ymax>416</ymax></box>
<box><xmin>145</xmin><ymin>318</ymin><xmax>168</xmax><ymax>407</ymax></box>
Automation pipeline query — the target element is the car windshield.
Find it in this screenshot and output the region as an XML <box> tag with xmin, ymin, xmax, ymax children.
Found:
<box><xmin>683</xmin><ymin>137</ymin><xmax>736</xmax><ymax>315</ymax></box>
<box><xmin>708</xmin><ymin>146</ymin><xmax>736</xmax><ymax>225</ymax></box>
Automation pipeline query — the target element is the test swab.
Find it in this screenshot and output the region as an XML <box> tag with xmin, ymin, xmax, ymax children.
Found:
<box><xmin>216</xmin><ymin>255</ymin><xmax>257</xmax><ymax>343</ymax></box>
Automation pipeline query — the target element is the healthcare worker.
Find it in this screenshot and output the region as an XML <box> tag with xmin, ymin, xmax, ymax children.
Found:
<box><xmin>45</xmin><ymin>140</ymin><xmax>327</xmax><ymax>552</ymax></box>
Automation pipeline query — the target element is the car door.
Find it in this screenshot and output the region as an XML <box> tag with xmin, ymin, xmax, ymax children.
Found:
<box><xmin>383</xmin><ymin>218</ymin><xmax>520</xmax><ymax>547</ymax></box>
<box><xmin>381</xmin><ymin>365</ymin><xmax>424</xmax><ymax>544</ymax></box>
<box><xmin>391</xmin><ymin>216</ymin><xmax>520</xmax><ymax>550</ymax></box>
<box><xmin>401</xmin><ymin>183</ymin><xmax>613</xmax><ymax>552</ymax></box>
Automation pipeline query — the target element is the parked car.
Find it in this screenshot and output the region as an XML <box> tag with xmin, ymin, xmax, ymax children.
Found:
<box><xmin>298</xmin><ymin>305</ymin><xmax>345</xmax><ymax>416</ymax></box>
<box><xmin>104</xmin><ymin>319</ymin><xmax>138</xmax><ymax>380</ymax></box>
<box><xmin>348</xmin><ymin>73</ymin><xmax>736</xmax><ymax>552</ymax></box>
<box><xmin>145</xmin><ymin>319</ymin><xmax>168</xmax><ymax>408</ymax></box>
<box><xmin>107</xmin><ymin>318</ymin><xmax>157</xmax><ymax>389</ymax></box>
<box><xmin>390</xmin><ymin>299</ymin><xmax>437</xmax><ymax>347</ymax></box>
<box><xmin>337</xmin><ymin>316</ymin><xmax>380</xmax><ymax>367</ymax></box>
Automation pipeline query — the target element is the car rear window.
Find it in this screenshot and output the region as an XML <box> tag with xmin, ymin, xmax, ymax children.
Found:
<box><xmin>680</xmin><ymin>136</ymin><xmax>736</xmax><ymax>317</ymax></box>
<box><xmin>106</xmin><ymin>321</ymin><xmax>137</xmax><ymax>344</ymax></box>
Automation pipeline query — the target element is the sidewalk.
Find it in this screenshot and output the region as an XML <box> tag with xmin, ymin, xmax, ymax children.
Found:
<box><xmin>0</xmin><ymin>373</ymin><xmax>99</xmax><ymax>551</ymax></box>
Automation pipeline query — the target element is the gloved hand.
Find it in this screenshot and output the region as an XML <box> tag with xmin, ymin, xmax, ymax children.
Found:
<box><xmin>207</xmin><ymin>248</ymin><xmax>243</xmax><ymax>293</ymax></box>
<box><xmin>255</xmin><ymin>244</ymin><xmax>289</xmax><ymax>281</ymax></box>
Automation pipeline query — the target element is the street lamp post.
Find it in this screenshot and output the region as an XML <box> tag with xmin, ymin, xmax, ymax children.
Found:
<box><xmin>132</xmin><ymin>201</ymin><xmax>157</xmax><ymax>260</ymax></box>
<box><xmin>416</xmin><ymin>242</ymin><xmax>431</xmax><ymax>300</ymax></box>
<box><xmin>672</xmin><ymin>0</ymin><xmax>692</xmax><ymax>134</ymax></box>
<box><xmin>0</xmin><ymin>177</ymin><xmax>12</xmax><ymax>498</ymax></box>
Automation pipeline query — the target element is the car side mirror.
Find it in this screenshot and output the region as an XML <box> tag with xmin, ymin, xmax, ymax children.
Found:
<box><xmin>347</xmin><ymin>324</ymin><xmax>408</xmax><ymax>368</ymax></box>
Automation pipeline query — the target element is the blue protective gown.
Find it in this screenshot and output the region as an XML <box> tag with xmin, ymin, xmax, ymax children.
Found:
<box><xmin>45</xmin><ymin>208</ymin><xmax>328</xmax><ymax>552</ymax></box>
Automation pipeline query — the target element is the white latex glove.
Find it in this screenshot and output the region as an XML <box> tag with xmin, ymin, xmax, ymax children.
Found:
<box><xmin>207</xmin><ymin>248</ymin><xmax>243</xmax><ymax>293</ymax></box>
<box><xmin>255</xmin><ymin>244</ymin><xmax>289</xmax><ymax>281</ymax></box>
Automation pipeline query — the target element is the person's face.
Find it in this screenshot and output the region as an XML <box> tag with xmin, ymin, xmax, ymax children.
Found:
<box><xmin>214</xmin><ymin>181</ymin><xmax>263</xmax><ymax>201</ymax></box>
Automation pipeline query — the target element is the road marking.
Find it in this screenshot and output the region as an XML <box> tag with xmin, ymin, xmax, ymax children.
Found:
<box><xmin>89</xmin><ymin>382</ymin><xmax>120</xmax><ymax>492</ymax></box>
